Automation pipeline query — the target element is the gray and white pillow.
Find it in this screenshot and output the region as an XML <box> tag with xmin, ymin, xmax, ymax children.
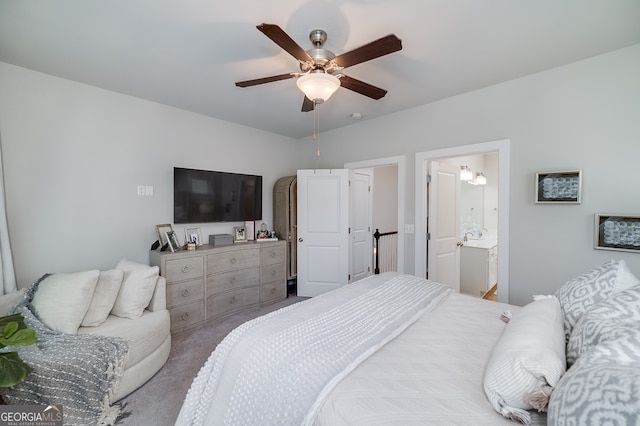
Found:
<box><xmin>555</xmin><ymin>260</ymin><xmax>639</xmax><ymax>341</ymax></box>
<box><xmin>549</xmin><ymin>325</ymin><xmax>640</xmax><ymax>425</ymax></box>
<box><xmin>567</xmin><ymin>285</ymin><xmax>640</xmax><ymax>366</ymax></box>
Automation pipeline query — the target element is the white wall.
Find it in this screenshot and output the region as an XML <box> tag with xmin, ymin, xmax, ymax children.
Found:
<box><xmin>295</xmin><ymin>44</ymin><xmax>640</xmax><ymax>305</ymax></box>
<box><xmin>0</xmin><ymin>62</ymin><xmax>300</xmax><ymax>286</ymax></box>
<box><xmin>2</xmin><ymin>44</ymin><xmax>639</xmax><ymax>304</ymax></box>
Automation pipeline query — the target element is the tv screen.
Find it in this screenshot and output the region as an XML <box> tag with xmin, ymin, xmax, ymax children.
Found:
<box><xmin>174</xmin><ymin>167</ymin><xmax>262</xmax><ymax>223</ymax></box>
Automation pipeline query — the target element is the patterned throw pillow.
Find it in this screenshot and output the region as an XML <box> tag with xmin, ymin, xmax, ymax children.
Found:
<box><xmin>566</xmin><ymin>285</ymin><xmax>640</xmax><ymax>366</ymax></box>
<box><xmin>548</xmin><ymin>326</ymin><xmax>640</xmax><ymax>425</ymax></box>
<box><xmin>554</xmin><ymin>260</ymin><xmax>638</xmax><ymax>341</ymax></box>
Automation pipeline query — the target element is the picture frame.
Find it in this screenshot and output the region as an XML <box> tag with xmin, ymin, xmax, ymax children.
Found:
<box><xmin>244</xmin><ymin>220</ymin><xmax>255</xmax><ymax>241</ymax></box>
<box><xmin>165</xmin><ymin>230</ymin><xmax>181</xmax><ymax>252</ymax></box>
<box><xmin>184</xmin><ymin>227</ymin><xmax>203</xmax><ymax>247</ymax></box>
<box><xmin>535</xmin><ymin>170</ymin><xmax>582</xmax><ymax>204</ymax></box>
<box><xmin>594</xmin><ymin>214</ymin><xmax>640</xmax><ymax>253</ymax></box>
<box><xmin>155</xmin><ymin>224</ymin><xmax>173</xmax><ymax>247</ymax></box>
<box><xmin>233</xmin><ymin>226</ymin><xmax>247</xmax><ymax>243</ymax></box>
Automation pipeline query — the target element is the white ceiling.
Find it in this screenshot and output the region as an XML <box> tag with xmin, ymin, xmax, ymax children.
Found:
<box><xmin>1</xmin><ymin>1</ymin><xmax>639</xmax><ymax>139</ymax></box>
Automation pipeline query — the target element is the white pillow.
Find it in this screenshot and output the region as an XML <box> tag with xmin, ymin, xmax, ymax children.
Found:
<box><xmin>484</xmin><ymin>296</ymin><xmax>566</xmax><ymax>425</ymax></box>
<box><xmin>31</xmin><ymin>270</ymin><xmax>100</xmax><ymax>334</ymax></box>
<box><xmin>81</xmin><ymin>269</ymin><xmax>124</xmax><ymax>327</ymax></box>
<box><xmin>110</xmin><ymin>259</ymin><xmax>159</xmax><ymax>319</ymax></box>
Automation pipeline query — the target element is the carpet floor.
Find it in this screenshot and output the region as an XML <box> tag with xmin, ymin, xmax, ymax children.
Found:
<box><xmin>117</xmin><ymin>295</ymin><xmax>307</xmax><ymax>426</ymax></box>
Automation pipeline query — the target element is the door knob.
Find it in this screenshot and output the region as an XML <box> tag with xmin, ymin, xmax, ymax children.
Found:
<box><xmin>457</xmin><ymin>241</ymin><xmax>464</xmax><ymax>247</ymax></box>
<box><xmin>298</xmin><ymin>237</ymin><xmax>303</xmax><ymax>242</ymax></box>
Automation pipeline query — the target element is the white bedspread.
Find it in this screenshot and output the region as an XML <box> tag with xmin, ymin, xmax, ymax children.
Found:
<box><xmin>314</xmin><ymin>292</ymin><xmax>547</xmax><ymax>425</ymax></box>
<box><xmin>176</xmin><ymin>273</ymin><xmax>452</xmax><ymax>426</ymax></box>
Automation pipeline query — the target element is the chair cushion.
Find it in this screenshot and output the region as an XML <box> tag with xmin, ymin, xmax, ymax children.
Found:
<box><xmin>79</xmin><ymin>309</ymin><xmax>170</xmax><ymax>368</ymax></box>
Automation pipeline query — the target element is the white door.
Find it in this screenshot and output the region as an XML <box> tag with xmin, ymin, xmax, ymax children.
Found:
<box><xmin>427</xmin><ymin>161</ymin><xmax>461</xmax><ymax>291</ymax></box>
<box><xmin>297</xmin><ymin>169</ymin><xmax>350</xmax><ymax>297</ymax></box>
<box><xmin>349</xmin><ymin>170</ymin><xmax>372</xmax><ymax>283</ymax></box>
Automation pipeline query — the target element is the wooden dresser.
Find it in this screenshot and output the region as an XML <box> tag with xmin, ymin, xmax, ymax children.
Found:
<box><xmin>150</xmin><ymin>241</ymin><xmax>286</xmax><ymax>333</ymax></box>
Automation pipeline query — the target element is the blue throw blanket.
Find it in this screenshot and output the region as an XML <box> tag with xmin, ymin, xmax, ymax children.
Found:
<box><xmin>0</xmin><ymin>275</ymin><xmax>129</xmax><ymax>426</ymax></box>
<box><xmin>176</xmin><ymin>273</ymin><xmax>453</xmax><ymax>426</ymax></box>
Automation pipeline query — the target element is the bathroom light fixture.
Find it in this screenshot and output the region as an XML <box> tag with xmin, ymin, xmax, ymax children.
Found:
<box><xmin>475</xmin><ymin>172</ymin><xmax>487</xmax><ymax>185</ymax></box>
<box><xmin>460</xmin><ymin>166</ymin><xmax>473</xmax><ymax>181</ymax></box>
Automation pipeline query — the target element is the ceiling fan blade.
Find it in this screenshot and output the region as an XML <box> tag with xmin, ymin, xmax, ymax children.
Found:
<box><xmin>339</xmin><ymin>75</ymin><xmax>388</xmax><ymax>100</ymax></box>
<box><xmin>302</xmin><ymin>96</ymin><xmax>314</xmax><ymax>112</ymax></box>
<box><xmin>334</xmin><ymin>34</ymin><xmax>402</xmax><ymax>69</ymax></box>
<box><xmin>235</xmin><ymin>73</ymin><xmax>295</xmax><ymax>87</ymax></box>
<box><xmin>257</xmin><ymin>23</ymin><xmax>313</xmax><ymax>63</ymax></box>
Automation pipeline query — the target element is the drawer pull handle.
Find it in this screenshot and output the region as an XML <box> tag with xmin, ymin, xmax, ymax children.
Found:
<box><xmin>230</xmin><ymin>296</ymin><xmax>236</xmax><ymax>304</ymax></box>
<box><xmin>230</xmin><ymin>276</ymin><xmax>236</xmax><ymax>284</ymax></box>
<box><xmin>230</xmin><ymin>258</ymin><xmax>237</xmax><ymax>264</ymax></box>
<box><xmin>270</xmin><ymin>288</ymin><xmax>276</xmax><ymax>294</ymax></box>
<box><xmin>182</xmin><ymin>265</ymin><xmax>190</xmax><ymax>273</ymax></box>
<box><xmin>181</xmin><ymin>312</ymin><xmax>190</xmax><ymax>321</ymax></box>
<box><xmin>270</xmin><ymin>251</ymin><xmax>276</xmax><ymax>258</ymax></box>
<box><xmin>271</xmin><ymin>270</ymin><xmax>276</xmax><ymax>277</ymax></box>
<box><xmin>182</xmin><ymin>289</ymin><xmax>190</xmax><ymax>297</ymax></box>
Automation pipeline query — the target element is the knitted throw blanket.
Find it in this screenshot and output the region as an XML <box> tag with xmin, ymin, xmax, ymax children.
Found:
<box><xmin>176</xmin><ymin>273</ymin><xmax>453</xmax><ymax>426</ymax></box>
<box><xmin>0</xmin><ymin>275</ymin><xmax>129</xmax><ymax>426</ymax></box>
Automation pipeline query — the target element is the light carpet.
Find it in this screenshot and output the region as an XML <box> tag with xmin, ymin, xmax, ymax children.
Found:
<box><xmin>118</xmin><ymin>295</ymin><xmax>307</xmax><ymax>426</ymax></box>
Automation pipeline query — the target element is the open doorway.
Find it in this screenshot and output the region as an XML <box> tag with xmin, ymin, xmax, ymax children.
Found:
<box><xmin>415</xmin><ymin>140</ymin><xmax>510</xmax><ymax>303</ymax></box>
<box><xmin>345</xmin><ymin>156</ymin><xmax>406</xmax><ymax>276</ymax></box>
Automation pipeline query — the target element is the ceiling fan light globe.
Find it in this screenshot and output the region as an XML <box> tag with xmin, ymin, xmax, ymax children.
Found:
<box><xmin>297</xmin><ymin>73</ymin><xmax>340</xmax><ymax>103</ymax></box>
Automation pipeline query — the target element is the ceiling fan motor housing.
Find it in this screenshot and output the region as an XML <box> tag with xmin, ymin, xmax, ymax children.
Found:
<box><xmin>301</xmin><ymin>29</ymin><xmax>336</xmax><ymax>73</ymax></box>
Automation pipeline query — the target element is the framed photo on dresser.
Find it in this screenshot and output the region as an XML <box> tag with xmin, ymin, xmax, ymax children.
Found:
<box><xmin>165</xmin><ymin>230</ymin><xmax>181</xmax><ymax>252</ymax></box>
<box><xmin>155</xmin><ymin>224</ymin><xmax>173</xmax><ymax>247</ymax></box>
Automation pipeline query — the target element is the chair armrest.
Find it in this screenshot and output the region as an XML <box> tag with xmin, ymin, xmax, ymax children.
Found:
<box><xmin>147</xmin><ymin>276</ymin><xmax>166</xmax><ymax>312</ymax></box>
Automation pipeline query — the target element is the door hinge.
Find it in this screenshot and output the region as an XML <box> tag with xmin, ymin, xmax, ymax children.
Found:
<box><xmin>348</xmin><ymin>274</ymin><xmax>351</xmax><ymax>281</ymax></box>
<box><xmin>426</xmin><ymin>232</ymin><xmax>431</xmax><ymax>240</ymax></box>
<box><xmin>426</xmin><ymin>175</ymin><xmax>432</xmax><ymax>183</ymax></box>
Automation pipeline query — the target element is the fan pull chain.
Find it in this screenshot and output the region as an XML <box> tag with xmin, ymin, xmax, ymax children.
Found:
<box><xmin>313</xmin><ymin>100</ymin><xmax>321</xmax><ymax>157</ymax></box>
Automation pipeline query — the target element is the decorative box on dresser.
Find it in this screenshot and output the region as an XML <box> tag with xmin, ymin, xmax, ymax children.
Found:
<box><xmin>150</xmin><ymin>240</ymin><xmax>286</xmax><ymax>333</ymax></box>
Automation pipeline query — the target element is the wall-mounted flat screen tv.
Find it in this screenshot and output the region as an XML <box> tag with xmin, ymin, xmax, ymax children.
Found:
<box><xmin>174</xmin><ymin>167</ymin><xmax>262</xmax><ymax>223</ymax></box>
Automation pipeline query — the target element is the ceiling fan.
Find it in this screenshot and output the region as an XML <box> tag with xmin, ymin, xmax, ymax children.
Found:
<box><xmin>235</xmin><ymin>23</ymin><xmax>403</xmax><ymax>112</ymax></box>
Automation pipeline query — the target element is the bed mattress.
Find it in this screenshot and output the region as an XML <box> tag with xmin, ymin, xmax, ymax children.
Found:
<box><xmin>314</xmin><ymin>292</ymin><xmax>546</xmax><ymax>425</ymax></box>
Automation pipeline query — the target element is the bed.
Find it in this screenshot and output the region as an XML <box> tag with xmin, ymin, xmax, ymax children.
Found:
<box><xmin>176</xmin><ymin>260</ymin><xmax>640</xmax><ymax>426</ymax></box>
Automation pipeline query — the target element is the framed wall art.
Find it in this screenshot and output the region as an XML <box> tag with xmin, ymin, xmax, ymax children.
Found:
<box><xmin>595</xmin><ymin>214</ymin><xmax>640</xmax><ymax>253</ymax></box>
<box><xmin>535</xmin><ymin>170</ymin><xmax>582</xmax><ymax>204</ymax></box>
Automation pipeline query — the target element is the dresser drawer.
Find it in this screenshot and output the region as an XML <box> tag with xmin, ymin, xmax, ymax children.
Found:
<box><xmin>169</xmin><ymin>301</ymin><xmax>204</xmax><ymax>331</ymax></box>
<box><xmin>207</xmin><ymin>267</ymin><xmax>260</xmax><ymax>295</ymax></box>
<box><xmin>165</xmin><ymin>256</ymin><xmax>204</xmax><ymax>282</ymax></box>
<box><xmin>261</xmin><ymin>245</ymin><xmax>285</xmax><ymax>266</ymax></box>
<box><xmin>207</xmin><ymin>286</ymin><xmax>259</xmax><ymax>319</ymax></box>
<box><xmin>166</xmin><ymin>279</ymin><xmax>204</xmax><ymax>308</ymax></box>
<box><xmin>261</xmin><ymin>262</ymin><xmax>285</xmax><ymax>285</ymax></box>
<box><xmin>206</xmin><ymin>248</ymin><xmax>259</xmax><ymax>273</ymax></box>
<box><xmin>260</xmin><ymin>281</ymin><xmax>286</xmax><ymax>304</ymax></box>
